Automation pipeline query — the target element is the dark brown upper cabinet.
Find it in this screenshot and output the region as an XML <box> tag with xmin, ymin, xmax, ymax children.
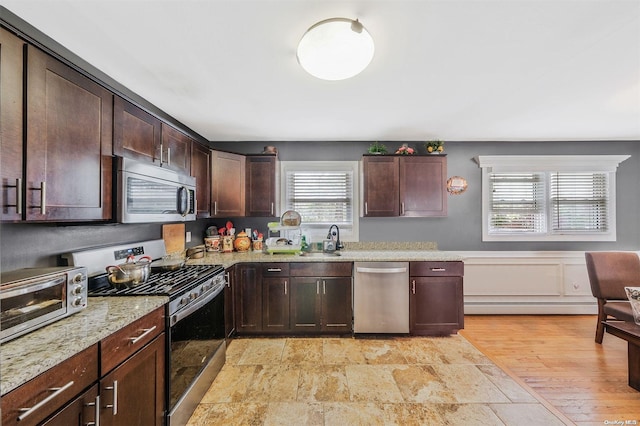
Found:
<box><xmin>160</xmin><ymin>123</ymin><xmax>192</xmax><ymax>175</ymax></box>
<box><xmin>191</xmin><ymin>142</ymin><xmax>212</xmax><ymax>218</ymax></box>
<box><xmin>362</xmin><ymin>155</ymin><xmax>447</xmax><ymax>217</ymax></box>
<box><xmin>211</xmin><ymin>150</ymin><xmax>245</xmax><ymax>217</ymax></box>
<box><xmin>25</xmin><ymin>45</ymin><xmax>113</xmax><ymax>222</ymax></box>
<box><xmin>245</xmin><ymin>154</ymin><xmax>279</xmax><ymax>217</ymax></box>
<box><xmin>113</xmin><ymin>96</ymin><xmax>162</xmax><ymax>164</ymax></box>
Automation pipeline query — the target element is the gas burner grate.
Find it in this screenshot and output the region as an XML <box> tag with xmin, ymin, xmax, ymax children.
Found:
<box><xmin>88</xmin><ymin>264</ymin><xmax>224</xmax><ymax>297</ymax></box>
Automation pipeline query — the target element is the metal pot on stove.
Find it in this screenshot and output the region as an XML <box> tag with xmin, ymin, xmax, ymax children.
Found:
<box><xmin>106</xmin><ymin>255</ymin><xmax>152</xmax><ymax>288</ymax></box>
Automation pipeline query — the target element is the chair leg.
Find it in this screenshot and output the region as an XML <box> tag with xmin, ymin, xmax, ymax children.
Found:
<box><xmin>595</xmin><ymin>299</ymin><xmax>606</xmax><ymax>344</ymax></box>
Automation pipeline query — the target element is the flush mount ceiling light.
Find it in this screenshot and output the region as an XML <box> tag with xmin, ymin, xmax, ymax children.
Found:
<box><xmin>297</xmin><ymin>17</ymin><xmax>374</xmax><ymax>81</ymax></box>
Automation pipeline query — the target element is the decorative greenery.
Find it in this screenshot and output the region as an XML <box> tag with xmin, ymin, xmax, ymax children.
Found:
<box><xmin>425</xmin><ymin>140</ymin><xmax>445</xmax><ymax>153</ymax></box>
<box><xmin>368</xmin><ymin>141</ymin><xmax>387</xmax><ymax>154</ymax></box>
<box><xmin>395</xmin><ymin>143</ymin><xmax>415</xmax><ymax>155</ymax></box>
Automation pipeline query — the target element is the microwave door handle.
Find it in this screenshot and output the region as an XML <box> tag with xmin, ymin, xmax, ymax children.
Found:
<box><xmin>177</xmin><ymin>186</ymin><xmax>189</xmax><ymax>216</ymax></box>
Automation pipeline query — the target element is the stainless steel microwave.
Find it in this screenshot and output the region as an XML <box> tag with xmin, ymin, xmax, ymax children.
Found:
<box><xmin>116</xmin><ymin>157</ymin><xmax>196</xmax><ymax>223</ymax></box>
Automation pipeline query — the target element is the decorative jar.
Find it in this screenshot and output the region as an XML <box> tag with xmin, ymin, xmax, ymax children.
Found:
<box><xmin>233</xmin><ymin>231</ymin><xmax>251</xmax><ymax>252</ymax></box>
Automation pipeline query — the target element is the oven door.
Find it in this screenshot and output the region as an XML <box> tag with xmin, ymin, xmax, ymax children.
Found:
<box><xmin>167</xmin><ymin>286</ymin><xmax>225</xmax><ymax>426</ymax></box>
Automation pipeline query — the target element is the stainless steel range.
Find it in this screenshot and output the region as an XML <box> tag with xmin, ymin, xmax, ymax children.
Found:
<box><xmin>64</xmin><ymin>240</ymin><xmax>226</xmax><ymax>426</ymax></box>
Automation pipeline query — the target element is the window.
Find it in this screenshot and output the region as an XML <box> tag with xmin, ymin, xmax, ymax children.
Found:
<box><xmin>281</xmin><ymin>161</ymin><xmax>359</xmax><ymax>243</ymax></box>
<box><xmin>478</xmin><ymin>155</ymin><xmax>629</xmax><ymax>241</ymax></box>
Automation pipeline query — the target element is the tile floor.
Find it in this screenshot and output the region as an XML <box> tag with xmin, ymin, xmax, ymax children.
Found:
<box><xmin>187</xmin><ymin>336</ymin><xmax>568</xmax><ymax>425</ymax></box>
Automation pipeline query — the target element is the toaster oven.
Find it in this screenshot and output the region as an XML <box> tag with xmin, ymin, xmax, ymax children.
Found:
<box><xmin>0</xmin><ymin>266</ymin><xmax>88</xmax><ymax>343</ymax></box>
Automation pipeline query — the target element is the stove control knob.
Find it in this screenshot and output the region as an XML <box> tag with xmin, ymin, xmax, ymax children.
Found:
<box><xmin>180</xmin><ymin>297</ymin><xmax>189</xmax><ymax>306</ymax></box>
<box><xmin>71</xmin><ymin>285</ymin><xmax>84</xmax><ymax>295</ymax></box>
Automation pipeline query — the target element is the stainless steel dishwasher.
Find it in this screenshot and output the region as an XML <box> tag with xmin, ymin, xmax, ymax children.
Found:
<box><xmin>353</xmin><ymin>262</ymin><xmax>409</xmax><ymax>333</ymax></box>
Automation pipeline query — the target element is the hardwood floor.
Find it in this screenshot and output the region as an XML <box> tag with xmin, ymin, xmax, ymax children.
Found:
<box><xmin>461</xmin><ymin>315</ymin><xmax>640</xmax><ymax>426</ymax></box>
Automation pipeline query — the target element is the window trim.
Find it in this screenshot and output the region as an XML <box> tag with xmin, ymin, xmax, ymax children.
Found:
<box><xmin>477</xmin><ymin>155</ymin><xmax>629</xmax><ymax>242</ymax></box>
<box><xmin>280</xmin><ymin>161</ymin><xmax>360</xmax><ymax>243</ymax></box>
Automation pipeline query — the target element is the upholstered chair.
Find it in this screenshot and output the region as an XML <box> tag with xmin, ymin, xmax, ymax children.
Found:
<box><xmin>585</xmin><ymin>251</ymin><xmax>640</xmax><ymax>344</ymax></box>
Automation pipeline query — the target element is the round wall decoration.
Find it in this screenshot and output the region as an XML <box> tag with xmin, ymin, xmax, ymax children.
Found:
<box><xmin>447</xmin><ymin>176</ymin><xmax>468</xmax><ymax>195</ymax></box>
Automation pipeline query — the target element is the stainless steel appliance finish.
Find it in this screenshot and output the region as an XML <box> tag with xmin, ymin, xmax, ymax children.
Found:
<box><xmin>116</xmin><ymin>157</ymin><xmax>196</xmax><ymax>223</ymax></box>
<box><xmin>353</xmin><ymin>262</ymin><xmax>409</xmax><ymax>333</ymax></box>
<box><xmin>65</xmin><ymin>240</ymin><xmax>225</xmax><ymax>425</ymax></box>
<box><xmin>0</xmin><ymin>266</ymin><xmax>88</xmax><ymax>343</ymax></box>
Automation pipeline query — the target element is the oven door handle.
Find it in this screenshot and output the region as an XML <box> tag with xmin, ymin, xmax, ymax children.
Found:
<box><xmin>171</xmin><ymin>286</ymin><xmax>223</xmax><ymax>325</ymax></box>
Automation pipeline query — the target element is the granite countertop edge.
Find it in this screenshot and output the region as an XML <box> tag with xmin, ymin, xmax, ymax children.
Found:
<box><xmin>0</xmin><ymin>296</ymin><xmax>168</xmax><ymax>396</ymax></box>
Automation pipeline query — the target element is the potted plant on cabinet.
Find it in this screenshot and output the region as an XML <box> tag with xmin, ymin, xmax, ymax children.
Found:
<box><xmin>425</xmin><ymin>140</ymin><xmax>444</xmax><ymax>154</ymax></box>
<box><xmin>368</xmin><ymin>141</ymin><xmax>387</xmax><ymax>154</ymax></box>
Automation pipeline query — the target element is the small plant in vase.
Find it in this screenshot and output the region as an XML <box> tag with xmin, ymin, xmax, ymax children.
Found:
<box><xmin>368</xmin><ymin>141</ymin><xmax>388</xmax><ymax>154</ymax></box>
<box><xmin>395</xmin><ymin>143</ymin><xmax>415</xmax><ymax>155</ymax></box>
<box><xmin>425</xmin><ymin>140</ymin><xmax>444</xmax><ymax>154</ymax></box>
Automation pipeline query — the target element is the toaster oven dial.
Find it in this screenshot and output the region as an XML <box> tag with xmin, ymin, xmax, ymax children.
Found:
<box><xmin>72</xmin><ymin>273</ymin><xmax>84</xmax><ymax>283</ymax></box>
<box><xmin>72</xmin><ymin>297</ymin><xmax>84</xmax><ymax>307</ymax></box>
<box><xmin>71</xmin><ymin>285</ymin><xmax>84</xmax><ymax>295</ymax></box>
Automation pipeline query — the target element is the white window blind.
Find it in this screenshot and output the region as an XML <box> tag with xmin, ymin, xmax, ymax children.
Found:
<box><xmin>281</xmin><ymin>161</ymin><xmax>359</xmax><ymax>242</ymax></box>
<box><xmin>285</xmin><ymin>170</ymin><xmax>353</xmax><ymax>226</ymax></box>
<box><xmin>477</xmin><ymin>155</ymin><xmax>628</xmax><ymax>242</ymax></box>
<box><xmin>550</xmin><ymin>172</ymin><xmax>609</xmax><ymax>233</ymax></box>
<box><xmin>489</xmin><ymin>173</ymin><xmax>546</xmax><ymax>234</ymax></box>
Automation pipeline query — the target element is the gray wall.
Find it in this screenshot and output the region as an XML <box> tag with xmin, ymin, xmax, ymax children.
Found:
<box><xmin>2</xmin><ymin>140</ymin><xmax>638</xmax><ymax>272</ymax></box>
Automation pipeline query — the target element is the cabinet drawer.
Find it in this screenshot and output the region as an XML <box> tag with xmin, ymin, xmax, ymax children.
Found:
<box><xmin>1</xmin><ymin>344</ymin><xmax>99</xmax><ymax>426</ymax></box>
<box><xmin>100</xmin><ymin>306</ymin><xmax>164</xmax><ymax>375</ymax></box>
<box><xmin>262</xmin><ymin>263</ymin><xmax>289</xmax><ymax>277</ymax></box>
<box><xmin>290</xmin><ymin>262</ymin><xmax>353</xmax><ymax>277</ymax></box>
<box><xmin>410</xmin><ymin>261</ymin><xmax>464</xmax><ymax>277</ymax></box>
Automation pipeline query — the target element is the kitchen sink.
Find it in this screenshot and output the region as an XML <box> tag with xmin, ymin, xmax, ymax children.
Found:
<box><xmin>298</xmin><ymin>251</ymin><xmax>342</xmax><ymax>257</ymax></box>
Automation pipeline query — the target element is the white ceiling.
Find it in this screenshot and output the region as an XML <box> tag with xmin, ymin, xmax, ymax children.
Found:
<box><xmin>3</xmin><ymin>0</ymin><xmax>640</xmax><ymax>142</ymax></box>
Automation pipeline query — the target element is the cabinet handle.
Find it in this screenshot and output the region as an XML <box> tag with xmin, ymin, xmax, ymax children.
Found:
<box><xmin>4</xmin><ymin>178</ymin><xmax>22</xmax><ymax>214</ymax></box>
<box><xmin>104</xmin><ymin>380</ymin><xmax>118</xmax><ymax>415</ymax></box>
<box><xmin>167</xmin><ymin>147</ymin><xmax>171</xmax><ymax>165</ymax></box>
<box><xmin>214</xmin><ymin>201</ymin><xmax>218</xmax><ymax>216</ymax></box>
<box><xmin>271</xmin><ymin>202</ymin><xmax>274</xmax><ymax>215</ymax></box>
<box><xmin>323</xmin><ymin>280</ymin><xmax>326</xmax><ymax>294</ymax></box>
<box><xmin>84</xmin><ymin>394</ymin><xmax>100</xmax><ymax>426</ymax></box>
<box><xmin>129</xmin><ymin>325</ymin><xmax>157</xmax><ymax>345</ymax></box>
<box><xmin>159</xmin><ymin>143</ymin><xmax>164</xmax><ymax>163</ymax></box>
<box><xmin>29</xmin><ymin>181</ymin><xmax>46</xmax><ymax>214</ymax></box>
<box><xmin>225</xmin><ymin>272</ymin><xmax>230</xmax><ymax>287</ymax></box>
<box><xmin>284</xmin><ymin>280</ymin><xmax>287</xmax><ymax>295</ymax></box>
<box><xmin>267</xmin><ymin>268</ymin><xmax>282</xmax><ymax>272</ymax></box>
<box><xmin>430</xmin><ymin>268</ymin><xmax>446</xmax><ymax>272</ymax></box>
<box><xmin>401</xmin><ymin>202</ymin><xmax>405</xmax><ymax>215</ymax></box>
<box><xmin>18</xmin><ymin>380</ymin><xmax>75</xmax><ymax>421</ymax></box>
<box><xmin>412</xmin><ymin>280</ymin><xmax>416</xmax><ymax>294</ymax></box>
<box><xmin>365</xmin><ymin>201</ymin><xmax>368</xmax><ymax>215</ymax></box>
<box><xmin>316</xmin><ymin>280</ymin><xmax>320</xmax><ymax>295</ymax></box>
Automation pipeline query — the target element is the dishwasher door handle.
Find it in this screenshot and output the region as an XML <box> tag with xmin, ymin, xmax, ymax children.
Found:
<box><xmin>356</xmin><ymin>267</ymin><xmax>407</xmax><ymax>274</ymax></box>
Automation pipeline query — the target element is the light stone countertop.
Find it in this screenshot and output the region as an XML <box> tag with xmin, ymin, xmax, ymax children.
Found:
<box><xmin>187</xmin><ymin>246</ymin><xmax>463</xmax><ymax>269</ymax></box>
<box><xmin>0</xmin><ymin>296</ymin><xmax>168</xmax><ymax>396</ymax></box>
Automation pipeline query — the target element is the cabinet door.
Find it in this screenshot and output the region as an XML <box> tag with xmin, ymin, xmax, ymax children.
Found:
<box><xmin>246</xmin><ymin>155</ymin><xmax>278</xmax><ymax>217</ymax></box>
<box><xmin>191</xmin><ymin>142</ymin><xmax>212</xmax><ymax>218</ymax></box>
<box><xmin>26</xmin><ymin>46</ymin><xmax>113</xmax><ymax>221</ymax></box>
<box><xmin>100</xmin><ymin>334</ymin><xmax>165</xmax><ymax>426</ymax></box>
<box><xmin>362</xmin><ymin>156</ymin><xmax>399</xmax><ymax>217</ymax></box>
<box><xmin>400</xmin><ymin>156</ymin><xmax>447</xmax><ymax>217</ymax></box>
<box><xmin>320</xmin><ymin>277</ymin><xmax>352</xmax><ymax>333</ymax></box>
<box><xmin>211</xmin><ymin>150</ymin><xmax>245</xmax><ymax>217</ymax></box>
<box><xmin>290</xmin><ymin>277</ymin><xmax>321</xmax><ymax>332</ymax></box>
<box><xmin>234</xmin><ymin>263</ymin><xmax>262</xmax><ymax>333</ymax></box>
<box><xmin>0</xmin><ymin>28</ymin><xmax>24</xmax><ymax>221</ymax></box>
<box><xmin>161</xmin><ymin>123</ymin><xmax>192</xmax><ymax>174</ymax></box>
<box><xmin>410</xmin><ymin>276</ymin><xmax>463</xmax><ymax>335</ymax></box>
<box><xmin>113</xmin><ymin>96</ymin><xmax>162</xmax><ymax>164</ymax></box>
<box><xmin>263</xmin><ymin>277</ymin><xmax>290</xmax><ymax>332</ymax></box>
<box><xmin>224</xmin><ymin>267</ymin><xmax>235</xmax><ymax>339</ymax></box>
<box><xmin>41</xmin><ymin>384</ymin><xmax>99</xmax><ymax>426</ymax></box>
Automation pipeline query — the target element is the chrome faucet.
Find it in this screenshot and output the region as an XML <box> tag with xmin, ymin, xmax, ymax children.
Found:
<box><xmin>326</xmin><ymin>224</ymin><xmax>343</xmax><ymax>251</ymax></box>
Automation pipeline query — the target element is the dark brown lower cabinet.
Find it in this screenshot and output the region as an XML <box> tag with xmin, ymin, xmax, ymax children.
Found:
<box><xmin>99</xmin><ymin>334</ymin><xmax>165</xmax><ymax>426</ymax></box>
<box><xmin>289</xmin><ymin>262</ymin><xmax>353</xmax><ymax>334</ymax></box>
<box><xmin>41</xmin><ymin>385</ymin><xmax>99</xmax><ymax>426</ymax></box>
<box><xmin>224</xmin><ymin>266</ymin><xmax>236</xmax><ymax>339</ymax></box>
<box><xmin>409</xmin><ymin>261</ymin><xmax>464</xmax><ymax>336</ymax></box>
<box><xmin>263</xmin><ymin>277</ymin><xmax>290</xmax><ymax>332</ymax></box>
<box><xmin>234</xmin><ymin>263</ymin><xmax>263</xmax><ymax>333</ymax></box>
